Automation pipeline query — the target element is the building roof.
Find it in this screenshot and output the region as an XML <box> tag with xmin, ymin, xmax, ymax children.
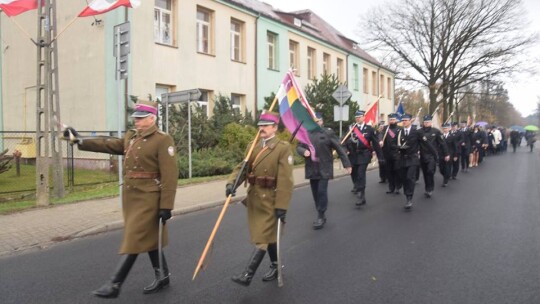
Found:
<box><xmin>222</xmin><ymin>0</ymin><xmax>392</xmax><ymax>72</ymax></box>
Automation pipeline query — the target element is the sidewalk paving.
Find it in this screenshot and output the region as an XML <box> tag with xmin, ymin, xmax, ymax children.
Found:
<box><xmin>0</xmin><ymin>162</ymin><xmax>361</xmax><ymax>257</ymax></box>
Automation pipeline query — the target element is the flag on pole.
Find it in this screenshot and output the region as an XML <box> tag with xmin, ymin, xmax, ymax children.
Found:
<box><xmin>78</xmin><ymin>0</ymin><xmax>140</xmax><ymax>17</ymax></box>
<box><xmin>277</xmin><ymin>70</ymin><xmax>320</xmax><ymax>161</ymax></box>
<box><xmin>0</xmin><ymin>0</ymin><xmax>38</xmax><ymax>17</ymax></box>
<box><xmin>364</xmin><ymin>100</ymin><xmax>379</xmax><ymax>126</ymax></box>
<box><xmin>412</xmin><ymin>107</ymin><xmax>422</xmax><ymax>128</ymax></box>
<box><xmin>396</xmin><ymin>99</ymin><xmax>405</xmax><ymax>121</ymax></box>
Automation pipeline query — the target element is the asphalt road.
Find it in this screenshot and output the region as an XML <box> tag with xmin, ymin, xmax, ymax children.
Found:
<box><xmin>1</xmin><ymin>148</ymin><xmax>539</xmax><ymax>304</ymax></box>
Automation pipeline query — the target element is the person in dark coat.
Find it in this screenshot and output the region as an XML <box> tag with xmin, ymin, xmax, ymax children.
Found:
<box><xmin>379</xmin><ymin>114</ymin><xmax>402</xmax><ymax>194</ymax></box>
<box><xmin>297</xmin><ymin>113</ymin><xmax>351</xmax><ymax>229</ymax></box>
<box><xmin>510</xmin><ymin>129</ymin><xmax>520</xmax><ymax>152</ymax></box>
<box><xmin>63</xmin><ymin>100</ymin><xmax>178</xmax><ymax>298</ymax></box>
<box><xmin>420</xmin><ymin>115</ymin><xmax>449</xmax><ymax>198</ymax></box>
<box><xmin>397</xmin><ymin>114</ymin><xmax>437</xmax><ymax>210</ymax></box>
<box><xmin>459</xmin><ymin>121</ymin><xmax>471</xmax><ymax>172</ymax></box>
<box><xmin>440</xmin><ymin>124</ymin><xmax>458</xmax><ymax>186</ymax></box>
<box><xmin>345</xmin><ymin>122</ymin><xmax>359</xmax><ymax>192</ymax></box>
<box><xmin>345</xmin><ymin>110</ymin><xmax>384</xmax><ymax>207</ymax></box>
<box><xmin>449</xmin><ymin>122</ymin><xmax>462</xmax><ymax>179</ymax></box>
<box><xmin>376</xmin><ymin>121</ymin><xmax>387</xmax><ymax>183</ymax></box>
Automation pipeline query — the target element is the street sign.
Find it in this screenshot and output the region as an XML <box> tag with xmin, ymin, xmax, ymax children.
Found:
<box><xmin>332</xmin><ymin>85</ymin><xmax>352</xmax><ymax>106</ymax></box>
<box><xmin>333</xmin><ymin>105</ymin><xmax>349</xmax><ymax>122</ymax></box>
<box><xmin>161</xmin><ymin>89</ymin><xmax>202</xmax><ymax>104</ymax></box>
<box><xmin>113</xmin><ymin>22</ymin><xmax>130</xmax><ymax>57</ymax></box>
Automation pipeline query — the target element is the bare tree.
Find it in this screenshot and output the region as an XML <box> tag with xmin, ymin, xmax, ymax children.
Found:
<box><xmin>362</xmin><ymin>0</ymin><xmax>537</xmax><ymax>120</ymax></box>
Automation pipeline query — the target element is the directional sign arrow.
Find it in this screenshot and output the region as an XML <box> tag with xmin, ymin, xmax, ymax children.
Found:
<box><xmin>332</xmin><ymin>85</ymin><xmax>352</xmax><ymax>105</ymax></box>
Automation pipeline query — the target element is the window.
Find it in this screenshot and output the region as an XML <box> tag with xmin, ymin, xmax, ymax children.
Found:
<box><xmin>197</xmin><ymin>89</ymin><xmax>212</xmax><ymax>117</ymax></box>
<box><xmin>323</xmin><ymin>53</ymin><xmax>330</xmax><ymax>74</ymax></box>
<box><xmin>267</xmin><ymin>31</ymin><xmax>278</xmax><ymax>70</ymax></box>
<box><xmin>289</xmin><ymin>40</ymin><xmax>299</xmax><ymax>75</ymax></box>
<box><xmin>352</xmin><ymin>64</ymin><xmax>359</xmax><ymax>91</ymax></box>
<box><xmin>372</xmin><ymin>71</ymin><xmax>377</xmax><ymax>96</ymax></box>
<box><xmin>380</xmin><ymin>74</ymin><xmax>385</xmax><ymax>98</ymax></box>
<box><xmin>387</xmin><ymin>77</ymin><xmax>392</xmax><ymax>99</ymax></box>
<box><xmin>154</xmin><ymin>0</ymin><xmax>173</xmax><ymax>45</ymax></box>
<box><xmin>196</xmin><ymin>6</ymin><xmax>214</xmax><ymax>54</ymax></box>
<box><xmin>336</xmin><ymin>58</ymin><xmax>344</xmax><ymax>82</ymax></box>
<box><xmin>231</xmin><ymin>93</ymin><xmax>244</xmax><ymax>114</ymax></box>
<box><xmin>307</xmin><ymin>47</ymin><xmax>316</xmax><ymax>80</ymax></box>
<box><xmin>230</xmin><ymin>19</ymin><xmax>244</xmax><ymax>62</ymax></box>
<box><xmin>363</xmin><ymin>68</ymin><xmax>369</xmax><ymax>94</ymax></box>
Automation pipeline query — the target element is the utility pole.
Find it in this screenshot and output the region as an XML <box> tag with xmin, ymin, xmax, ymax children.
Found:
<box><xmin>35</xmin><ymin>0</ymin><xmax>64</xmax><ymax>206</ymax></box>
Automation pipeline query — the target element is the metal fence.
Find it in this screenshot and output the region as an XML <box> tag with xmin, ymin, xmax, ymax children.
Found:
<box><xmin>0</xmin><ymin>131</ymin><xmax>121</xmax><ymax>197</ymax></box>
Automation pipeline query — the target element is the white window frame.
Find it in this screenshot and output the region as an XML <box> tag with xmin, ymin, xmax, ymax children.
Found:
<box><xmin>267</xmin><ymin>32</ymin><xmax>278</xmax><ymax>70</ymax></box>
<box><xmin>323</xmin><ymin>53</ymin><xmax>330</xmax><ymax>75</ymax></box>
<box><xmin>197</xmin><ymin>7</ymin><xmax>213</xmax><ymax>54</ymax></box>
<box><xmin>289</xmin><ymin>40</ymin><xmax>299</xmax><ymax>76</ymax></box>
<box><xmin>336</xmin><ymin>58</ymin><xmax>344</xmax><ymax>82</ymax></box>
<box><xmin>154</xmin><ymin>0</ymin><xmax>173</xmax><ymax>45</ymax></box>
<box><xmin>353</xmin><ymin>64</ymin><xmax>359</xmax><ymax>91</ymax></box>
<box><xmin>230</xmin><ymin>19</ymin><xmax>244</xmax><ymax>62</ymax></box>
<box><xmin>363</xmin><ymin>68</ymin><xmax>369</xmax><ymax>94</ymax></box>
<box><xmin>307</xmin><ymin>47</ymin><xmax>316</xmax><ymax>80</ymax></box>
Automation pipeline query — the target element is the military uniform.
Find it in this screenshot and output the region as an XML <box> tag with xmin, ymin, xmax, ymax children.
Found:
<box><xmin>420</xmin><ymin>118</ymin><xmax>448</xmax><ymax>196</ymax></box>
<box><xmin>227</xmin><ymin>111</ymin><xmax>294</xmax><ymax>286</ymax></box>
<box><xmin>346</xmin><ymin>112</ymin><xmax>383</xmax><ymax>206</ymax></box>
<box><xmin>228</xmin><ymin>135</ymin><xmax>294</xmax><ymax>244</ymax></box>
<box><xmin>67</xmin><ymin>100</ymin><xmax>178</xmax><ymax>298</ymax></box>
<box><xmin>380</xmin><ymin>116</ymin><xmax>402</xmax><ymax>194</ymax></box>
<box><xmin>79</xmin><ymin>124</ymin><xmax>178</xmax><ymax>253</ymax></box>
<box><xmin>440</xmin><ymin>126</ymin><xmax>458</xmax><ymax>186</ymax></box>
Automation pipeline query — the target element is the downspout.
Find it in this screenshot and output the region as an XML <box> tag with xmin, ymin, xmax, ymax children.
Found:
<box><xmin>254</xmin><ymin>13</ymin><xmax>260</xmax><ymax>118</ymax></box>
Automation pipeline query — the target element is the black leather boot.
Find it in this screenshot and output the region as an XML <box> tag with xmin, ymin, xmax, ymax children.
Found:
<box><xmin>143</xmin><ymin>250</ymin><xmax>170</xmax><ymax>294</ymax></box>
<box><xmin>92</xmin><ymin>254</ymin><xmax>138</xmax><ymax>298</ymax></box>
<box><xmin>355</xmin><ymin>191</ymin><xmax>366</xmax><ymax>206</ymax></box>
<box><xmin>232</xmin><ymin>248</ymin><xmax>266</xmax><ymax>286</ymax></box>
<box><xmin>262</xmin><ymin>243</ymin><xmax>278</xmax><ymax>282</ymax></box>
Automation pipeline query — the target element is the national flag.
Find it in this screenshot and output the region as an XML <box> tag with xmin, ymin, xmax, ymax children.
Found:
<box><xmin>396</xmin><ymin>99</ymin><xmax>405</xmax><ymax>121</ymax></box>
<box><xmin>364</xmin><ymin>100</ymin><xmax>378</xmax><ymax>126</ymax></box>
<box><xmin>467</xmin><ymin>115</ymin><xmax>472</xmax><ymax>127</ymax></box>
<box><xmin>0</xmin><ymin>0</ymin><xmax>38</xmax><ymax>17</ymax></box>
<box><xmin>277</xmin><ymin>70</ymin><xmax>320</xmax><ymax>161</ymax></box>
<box><xmin>78</xmin><ymin>0</ymin><xmax>140</xmax><ymax>17</ymax></box>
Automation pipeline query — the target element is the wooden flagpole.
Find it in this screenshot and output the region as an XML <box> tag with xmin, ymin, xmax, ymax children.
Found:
<box><xmin>192</xmin><ymin>95</ymin><xmax>280</xmax><ymax>281</ymax></box>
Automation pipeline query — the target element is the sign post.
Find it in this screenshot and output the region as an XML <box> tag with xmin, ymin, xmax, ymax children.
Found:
<box><xmin>332</xmin><ymin>85</ymin><xmax>352</xmax><ymax>140</ymax></box>
<box><xmin>161</xmin><ymin>89</ymin><xmax>202</xmax><ymax>178</ymax></box>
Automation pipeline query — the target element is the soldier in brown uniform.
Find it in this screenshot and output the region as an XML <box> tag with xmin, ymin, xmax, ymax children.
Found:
<box><xmin>62</xmin><ymin>100</ymin><xmax>178</xmax><ymax>298</ymax></box>
<box><xmin>225</xmin><ymin>111</ymin><xmax>294</xmax><ymax>286</ymax></box>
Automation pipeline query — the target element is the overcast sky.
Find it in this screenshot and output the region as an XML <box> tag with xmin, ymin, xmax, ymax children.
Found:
<box><xmin>262</xmin><ymin>0</ymin><xmax>540</xmax><ymax>117</ymax></box>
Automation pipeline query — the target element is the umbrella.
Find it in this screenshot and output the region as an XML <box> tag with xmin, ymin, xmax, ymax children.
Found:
<box><xmin>475</xmin><ymin>121</ymin><xmax>488</xmax><ymax>126</ymax></box>
<box><xmin>524</xmin><ymin>125</ymin><xmax>539</xmax><ymax>132</ymax></box>
<box><xmin>510</xmin><ymin>125</ymin><xmax>525</xmax><ymax>133</ymax></box>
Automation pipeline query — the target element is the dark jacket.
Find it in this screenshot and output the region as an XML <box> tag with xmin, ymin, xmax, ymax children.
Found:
<box><xmin>379</xmin><ymin>124</ymin><xmax>401</xmax><ymax>161</ymax></box>
<box><xmin>297</xmin><ymin>127</ymin><xmax>351</xmax><ymax>179</ymax></box>
<box><xmin>443</xmin><ymin>131</ymin><xmax>459</xmax><ymax>158</ymax></box>
<box><xmin>398</xmin><ymin>127</ymin><xmax>438</xmax><ymax>167</ymax></box>
<box><xmin>344</xmin><ymin>123</ymin><xmax>383</xmax><ymax>165</ymax></box>
<box><xmin>420</xmin><ymin>126</ymin><xmax>449</xmax><ymax>161</ymax></box>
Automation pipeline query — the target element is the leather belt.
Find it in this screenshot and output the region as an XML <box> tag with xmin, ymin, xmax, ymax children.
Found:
<box><xmin>125</xmin><ymin>172</ymin><xmax>160</xmax><ymax>179</ymax></box>
<box><xmin>247</xmin><ymin>174</ymin><xmax>276</xmax><ymax>188</ymax></box>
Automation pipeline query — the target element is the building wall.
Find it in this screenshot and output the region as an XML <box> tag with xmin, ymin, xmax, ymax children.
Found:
<box><xmin>361</xmin><ymin>60</ymin><xmax>395</xmax><ymax>122</ymax></box>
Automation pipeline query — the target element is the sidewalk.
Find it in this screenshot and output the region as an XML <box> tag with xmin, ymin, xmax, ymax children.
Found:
<box><xmin>0</xmin><ymin>162</ymin><xmax>359</xmax><ymax>257</ymax></box>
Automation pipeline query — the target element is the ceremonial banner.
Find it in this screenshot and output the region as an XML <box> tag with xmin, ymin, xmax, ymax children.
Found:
<box><xmin>78</xmin><ymin>0</ymin><xmax>140</xmax><ymax>17</ymax></box>
<box><xmin>0</xmin><ymin>0</ymin><xmax>38</xmax><ymax>17</ymax></box>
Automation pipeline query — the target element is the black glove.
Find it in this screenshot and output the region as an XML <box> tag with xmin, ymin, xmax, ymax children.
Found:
<box><xmin>62</xmin><ymin>127</ymin><xmax>81</xmax><ymax>145</ymax></box>
<box><xmin>225</xmin><ymin>184</ymin><xmax>235</xmax><ymax>197</ymax></box>
<box><xmin>275</xmin><ymin>208</ymin><xmax>287</xmax><ymax>223</ymax></box>
<box><xmin>158</xmin><ymin>209</ymin><xmax>172</xmax><ymax>223</ymax></box>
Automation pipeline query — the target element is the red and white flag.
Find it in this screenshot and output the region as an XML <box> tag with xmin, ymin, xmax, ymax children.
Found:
<box><xmin>364</xmin><ymin>100</ymin><xmax>379</xmax><ymax>126</ymax></box>
<box><xmin>78</xmin><ymin>0</ymin><xmax>140</xmax><ymax>17</ymax></box>
<box><xmin>0</xmin><ymin>0</ymin><xmax>38</xmax><ymax>17</ymax></box>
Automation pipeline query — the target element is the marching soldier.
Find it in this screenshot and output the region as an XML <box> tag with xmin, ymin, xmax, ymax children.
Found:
<box><xmin>346</xmin><ymin>110</ymin><xmax>384</xmax><ymax>206</ymax></box>
<box><xmin>440</xmin><ymin>124</ymin><xmax>458</xmax><ymax>186</ymax></box>
<box><xmin>376</xmin><ymin>121</ymin><xmax>387</xmax><ymax>183</ymax></box>
<box><xmin>379</xmin><ymin>114</ymin><xmax>402</xmax><ymax>195</ymax></box>
<box><xmin>419</xmin><ymin>115</ymin><xmax>449</xmax><ymax>198</ymax></box>
<box><xmin>225</xmin><ymin>111</ymin><xmax>294</xmax><ymax>286</ymax></box>
<box><xmin>449</xmin><ymin>122</ymin><xmax>463</xmax><ymax>179</ymax></box>
<box><xmin>63</xmin><ymin>100</ymin><xmax>178</xmax><ymax>298</ymax></box>
<box><xmin>297</xmin><ymin>113</ymin><xmax>351</xmax><ymax>230</ymax></box>
<box><xmin>398</xmin><ymin>114</ymin><xmax>437</xmax><ymax>210</ymax></box>
<box><xmin>459</xmin><ymin>121</ymin><xmax>472</xmax><ymax>172</ymax></box>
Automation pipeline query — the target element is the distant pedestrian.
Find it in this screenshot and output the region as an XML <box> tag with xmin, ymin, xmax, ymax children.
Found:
<box><xmin>297</xmin><ymin>113</ymin><xmax>351</xmax><ymax>230</ymax></box>
<box><xmin>63</xmin><ymin>100</ymin><xmax>178</xmax><ymax>298</ymax></box>
<box><xmin>225</xmin><ymin>111</ymin><xmax>293</xmax><ymax>285</ymax></box>
<box><xmin>510</xmin><ymin>129</ymin><xmax>520</xmax><ymax>153</ymax></box>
